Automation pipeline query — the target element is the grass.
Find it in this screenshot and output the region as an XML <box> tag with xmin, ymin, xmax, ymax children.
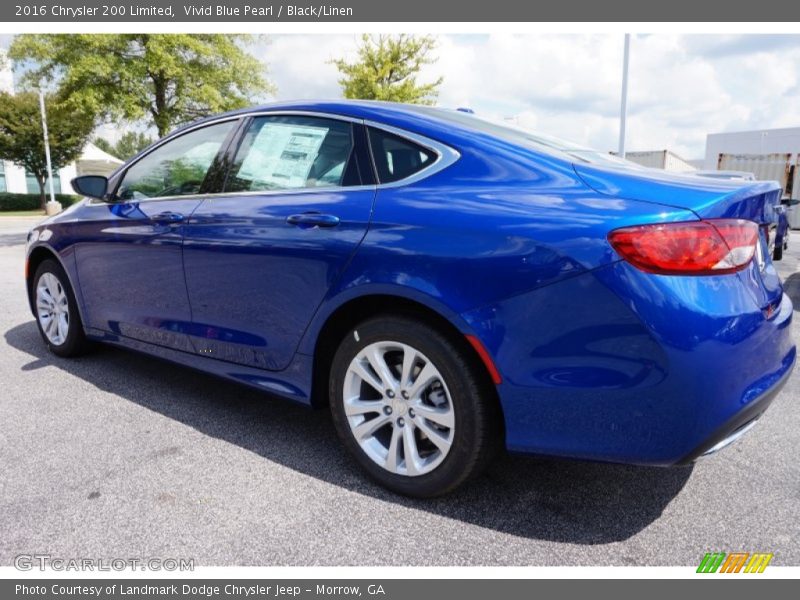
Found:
<box><xmin>0</xmin><ymin>210</ymin><xmax>46</xmax><ymax>217</ymax></box>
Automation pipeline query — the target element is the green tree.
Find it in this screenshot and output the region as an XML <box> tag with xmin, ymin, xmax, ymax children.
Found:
<box><xmin>331</xmin><ymin>34</ymin><xmax>443</xmax><ymax>105</ymax></box>
<box><xmin>92</xmin><ymin>137</ymin><xmax>114</xmax><ymax>156</ymax></box>
<box><xmin>10</xmin><ymin>34</ymin><xmax>274</xmax><ymax>137</ymax></box>
<box><xmin>0</xmin><ymin>91</ymin><xmax>95</xmax><ymax>208</ymax></box>
<box><xmin>94</xmin><ymin>131</ymin><xmax>153</xmax><ymax>160</ymax></box>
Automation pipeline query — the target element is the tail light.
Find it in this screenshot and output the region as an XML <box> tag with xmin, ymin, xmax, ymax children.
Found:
<box><xmin>608</xmin><ymin>219</ymin><xmax>759</xmax><ymax>275</ymax></box>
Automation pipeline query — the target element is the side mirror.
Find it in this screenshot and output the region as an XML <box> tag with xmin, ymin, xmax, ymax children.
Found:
<box><xmin>71</xmin><ymin>175</ymin><xmax>109</xmax><ymax>200</ymax></box>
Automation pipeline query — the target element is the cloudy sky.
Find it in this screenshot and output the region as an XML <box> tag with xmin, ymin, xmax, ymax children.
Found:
<box><xmin>258</xmin><ymin>34</ymin><xmax>800</xmax><ymax>159</ymax></box>
<box><xmin>4</xmin><ymin>33</ymin><xmax>800</xmax><ymax>159</ymax></box>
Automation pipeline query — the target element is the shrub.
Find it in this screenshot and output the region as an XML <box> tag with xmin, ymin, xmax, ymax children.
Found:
<box><xmin>0</xmin><ymin>193</ymin><xmax>82</xmax><ymax>211</ymax></box>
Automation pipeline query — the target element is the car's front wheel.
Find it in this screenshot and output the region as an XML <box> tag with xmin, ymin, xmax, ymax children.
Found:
<box><xmin>32</xmin><ymin>259</ymin><xmax>91</xmax><ymax>357</ymax></box>
<box><xmin>329</xmin><ymin>315</ymin><xmax>501</xmax><ymax>497</ymax></box>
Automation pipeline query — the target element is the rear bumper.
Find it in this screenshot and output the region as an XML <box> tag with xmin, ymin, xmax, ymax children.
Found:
<box><xmin>462</xmin><ymin>264</ymin><xmax>795</xmax><ymax>465</ymax></box>
<box><xmin>678</xmin><ymin>357</ymin><xmax>794</xmax><ymax>464</ymax></box>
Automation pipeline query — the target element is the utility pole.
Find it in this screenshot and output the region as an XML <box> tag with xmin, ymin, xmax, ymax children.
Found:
<box><xmin>618</xmin><ymin>34</ymin><xmax>631</xmax><ymax>158</ymax></box>
<box><xmin>38</xmin><ymin>89</ymin><xmax>56</xmax><ymax>204</ymax></box>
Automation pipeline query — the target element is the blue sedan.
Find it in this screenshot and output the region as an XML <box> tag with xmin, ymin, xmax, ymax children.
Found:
<box><xmin>25</xmin><ymin>101</ymin><xmax>795</xmax><ymax>497</ymax></box>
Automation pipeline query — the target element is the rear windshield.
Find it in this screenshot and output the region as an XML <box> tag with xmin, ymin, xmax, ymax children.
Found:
<box><xmin>408</xmin><ymin>106</ymin><xmax>643</xmax><ymax>169</ymax></box>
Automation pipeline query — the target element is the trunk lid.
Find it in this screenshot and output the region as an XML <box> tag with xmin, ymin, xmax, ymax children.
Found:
<box><xmin>574</xmin><ymin>163</ymin><xmax>784</xmax><ymax>311</ymax></box>
<box><xmin>574</xmin><ymin>162</ymin><xmax>782</xmax><ymax>223</ymax></box>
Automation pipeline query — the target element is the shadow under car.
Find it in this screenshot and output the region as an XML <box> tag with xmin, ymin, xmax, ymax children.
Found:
<box><xmin>4</xmin><ymin>320</ymin><xmax>693</xmax><ymax>544</ymax></box>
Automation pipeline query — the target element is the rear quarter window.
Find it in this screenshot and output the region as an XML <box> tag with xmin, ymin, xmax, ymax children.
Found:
<box><xmin>367</xmin><ymin>128</ymin><xmax>436</xmax><ymax>184</ymax></box>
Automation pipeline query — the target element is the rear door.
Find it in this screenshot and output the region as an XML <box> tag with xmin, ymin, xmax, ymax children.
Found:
<box><xmin>182</xmin><ymin>113</ymin><xmax>376</xmax><ymax>370</ymax></box>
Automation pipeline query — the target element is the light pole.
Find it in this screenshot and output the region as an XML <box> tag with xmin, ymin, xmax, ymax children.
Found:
<box><xmin>618</xmin><ymin>34</ymin><xmax>631</xmax><ymax>158</ymax></box>
<box><xmin>38</xmin><ymin>89</ymin><xmax>56</xmax><ymax>205</ymax></box>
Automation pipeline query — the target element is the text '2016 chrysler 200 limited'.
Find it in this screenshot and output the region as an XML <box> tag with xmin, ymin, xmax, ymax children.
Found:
<box><xmin>26</xmin><ymin>100</ymin><xmax>795</xmax><ymax>497</ymax></box>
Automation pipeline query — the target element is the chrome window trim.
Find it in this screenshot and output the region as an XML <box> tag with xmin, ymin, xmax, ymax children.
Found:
<box><xmin>245</xmin><ymin>110</ymin><xmax>363</xmax><ymax>124</ymax></box>
<box><xmin>92</xmin><ymin>185</ymin><xmax>379</xmax><ymax>205</ymax></box>
<box><xmin>100</xmin><ymin>110</ymin><xmax>460</xmax><ymax>205</ymax></box>
<box><xmin>128</xmin><ymin>110</ymin><xmax>363</xmax><ymax>162</ymax></box>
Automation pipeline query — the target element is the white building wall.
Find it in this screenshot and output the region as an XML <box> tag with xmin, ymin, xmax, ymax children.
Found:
<box><xmin>1</xmin><ymin>161</ymin><xmax>76</xmax><ymax>195</ymax></box>
<box><xmin>3</xmin><ymin>162</ymin><xmax>27</xmax><ymax>193</ymax></box>
<box><xmin>0</xmin><ymin>48</ymin><xmax>13</xmax><ymax>94</ymax></box>
<box><xmin>57</xmin><ymin>164</ymin><xmax>77</xmax><ymax>193</ymax></box>
<box><xmin>624</xmin><ymin>150</ymin><xmax>696</xmax><ymax>172</ymax></box>
<box><xmin>663</xmin><ymin>151</ymin><xmax>697</xmax><ymax>173</ymax></box>
<box><xmin>624</xmin><ymin>150</ymin><xmax>667</xmax><ymax>169</ymax></box>
<box><xmin>704</xmin><ymin>127</ymin><xmax>800</xmax><ymax>169</ymax></box>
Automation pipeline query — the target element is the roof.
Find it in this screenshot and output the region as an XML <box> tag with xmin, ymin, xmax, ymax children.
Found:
<box><xmin>166</xmin><ymin>100</ymin><xmax>592</xmax><ymax>168</ymax></box>
<box><xmin>708</xmin><ymin>125</ymin><xmax>800</xmax><ymax>138</ymax></box>
<box><xmin>175</xmin><ymin>99</ymin><xmax>456</xmax><ymax>135</ymax></box>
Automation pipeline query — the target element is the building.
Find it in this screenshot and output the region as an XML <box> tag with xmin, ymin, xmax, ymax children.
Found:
<box><xmin>0</xmin><ymin>48</ymin><xmax>12</xmax><ymax>93</ymax></box>
<box><xmin>0</xmin><ymin>48</ymin><xmax>123</xmax><ymax>196</ymax></box>
<box><xmin>686</xmin><ymin>158</ymin><xmax>705</xmax><ymax>170</ymax></box>
<box><xmin>0</xmin><ymin>142</ymin><xmax>122</xmax><ymax>195</ymax></box>
<box><xmin>703</xmin><ymin>127</ymin><xmax>800</xmax><ymax>200</ymax></box>
<box><xmin>704</xmin><ymin>126</ymin><xmax>800</xmax><ymax>169</ymax></box>
<box><xmin>622</xmin><ymin>149</ymin><xmax>697</xmax><ymax>172</ymax></box>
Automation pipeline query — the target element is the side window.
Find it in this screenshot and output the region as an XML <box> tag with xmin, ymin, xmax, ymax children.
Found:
<box><xmin>116</xmin><ymin>121</ymin><xmax>235</xmax><ymax>200</ymax></box>
<box><xmin>368</xmin><ymin>128</ymin><xmax>436</xmax><ymax>184</ymax></box>
<box><xmin>225</xmin><ymin>116</ymin><xmax>357</xmax><ymax>192</ymax></box>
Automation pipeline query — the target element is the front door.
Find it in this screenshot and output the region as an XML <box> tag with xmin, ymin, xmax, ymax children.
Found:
<box><xmin>73</xmin><ymin>119</ymin><xmax>238</xmax><ymax>351</ymax></box>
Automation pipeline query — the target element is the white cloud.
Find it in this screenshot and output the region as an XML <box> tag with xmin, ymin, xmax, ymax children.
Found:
<box><xmin>254</xmin><ymin>33</ymin><xmax>800</xmax><ymax>158</ymax></box>
<box><xmin>257</xmin><ymin>34</ymin><xmax>358</xmax><ymax>101</ymax></box>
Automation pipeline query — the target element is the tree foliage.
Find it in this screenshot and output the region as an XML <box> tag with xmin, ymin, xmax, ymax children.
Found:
<box><xmin>331</xmin><ymin>34</ymin><xmax>443</xmax><ymax>105</ymax></box>
<box><xmin>10</xmin><ymin>34</ymin><xmax>274</xmax><ymax>137</ymax></box>
<box><xmin>0</xmin><ymin>91</ymin><xmax>95</xmax><ymax>208</ymax></box>
<box><xmin>94</xmin><ymin>131</ymin><xmax>153</xmax><ymax>160</ymax></box>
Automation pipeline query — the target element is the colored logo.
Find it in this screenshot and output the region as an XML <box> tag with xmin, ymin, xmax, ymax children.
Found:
<box><xmin>697</xmin><ymin>552</ymin><xmax>773</xmax><ymax>573</ymax></box>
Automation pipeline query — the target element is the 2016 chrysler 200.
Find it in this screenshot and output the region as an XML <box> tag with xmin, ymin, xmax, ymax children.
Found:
<box><xmin>26</xmin><ymin>101</ymin><xmax>795</xmax><ymax>497</ymax></box>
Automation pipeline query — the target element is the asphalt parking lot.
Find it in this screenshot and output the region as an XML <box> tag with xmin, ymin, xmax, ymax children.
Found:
<box><xmin>0</xmin><ymin>214</ymin><xmax>798</xmax><ymax>567</ymax></box>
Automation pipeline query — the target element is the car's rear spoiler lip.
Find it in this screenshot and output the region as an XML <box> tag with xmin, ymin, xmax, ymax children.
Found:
<box><xmin>573</xmin><ymin>162</ymin><xmax>783</xmax><ymax>225</ymax></box>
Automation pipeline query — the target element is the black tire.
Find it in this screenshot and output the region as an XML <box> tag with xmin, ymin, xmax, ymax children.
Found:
<box><xmin>329</xmin><ymin>315</ymin><xmax>502</xmax><ymax>497</ymax></box>
<box><xmin>31</xmin><ymin>259</ymin><xmax>92</xmax><ymax>357</ymax></box>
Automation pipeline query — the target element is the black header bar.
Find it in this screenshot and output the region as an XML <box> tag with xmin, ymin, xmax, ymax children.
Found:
<box><xmin>3</xmin><ymin>0</ymin><xmax>800</xmax><ymax>23</ymax></box>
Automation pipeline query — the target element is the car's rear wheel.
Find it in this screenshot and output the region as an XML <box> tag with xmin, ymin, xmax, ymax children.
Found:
<box><xmin>329</xmin><ymin>315</ymin><xmax>501</xmax><ymax>497</ymax></box>
<box><xmin>32</xmin><ymin>259</ymin><xmax>91</xmax><ymax>357</ymax></box>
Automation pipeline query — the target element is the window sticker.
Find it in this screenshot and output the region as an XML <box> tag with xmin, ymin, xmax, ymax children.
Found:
<box><xmin>238</xmin><ymin>123</ymin><xmax>329</xmax><ymax>189</ymax></box>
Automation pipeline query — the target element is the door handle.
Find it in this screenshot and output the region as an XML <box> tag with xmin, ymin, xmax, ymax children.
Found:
<box><xmin>152</xmin><ymin>211</ymin><xmax>185</xmax><ymax>224</ymax></box>
<box><xmin>286</xmin><ymin>213</ymin><xmax>341</xmax><ymax>228</ymax></box>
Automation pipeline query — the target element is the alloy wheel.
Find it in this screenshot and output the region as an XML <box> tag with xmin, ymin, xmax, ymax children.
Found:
<box><xmin>36</xmin><ymin>272</ymin><xmax>70</xmax><ymax>346</ymax></box>
<box><xmin>343</xmin><ymin>341</ymin><xmax>455</xmax><ymax>477</ymax></box>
